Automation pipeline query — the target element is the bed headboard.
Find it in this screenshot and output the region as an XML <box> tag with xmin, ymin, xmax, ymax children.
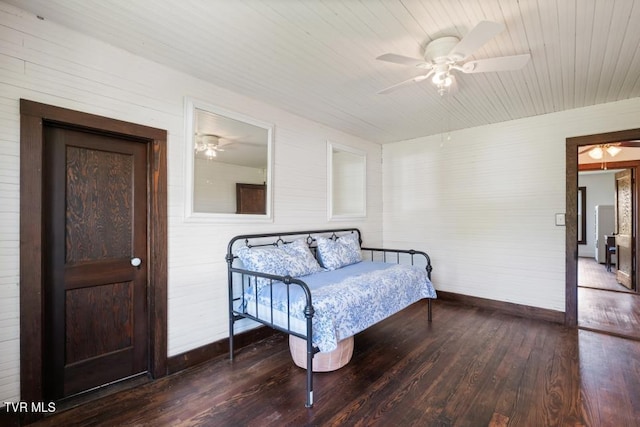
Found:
<box><xmin>226</xmin><ymin>228</ymin><xmax>361</xmax><ymax>265</ymax></box>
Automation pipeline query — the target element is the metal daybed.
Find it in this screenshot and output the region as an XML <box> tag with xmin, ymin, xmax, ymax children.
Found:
<box><xmin>226</xmin><ymin>228</ymin><xmax>436</xmax><ymax>407</ymax></box>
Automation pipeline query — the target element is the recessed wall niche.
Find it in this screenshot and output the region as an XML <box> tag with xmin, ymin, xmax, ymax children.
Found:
<box><xmin>327</xmin><ymin>142</ymin><xmax>366</xmax><ymax>220</ymax></box>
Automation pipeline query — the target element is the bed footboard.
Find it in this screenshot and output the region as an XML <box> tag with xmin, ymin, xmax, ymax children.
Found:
<box><xmin>361</xmin><ymin>246</ymin><xmax>433</xmax><ymax>321</ymax></box>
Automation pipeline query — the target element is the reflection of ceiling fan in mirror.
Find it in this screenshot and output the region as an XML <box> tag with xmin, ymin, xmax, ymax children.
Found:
<box><xmin>376</xmin><ymin>21</ymin><xmax>531</xmax><ymax>96</ymax></box>
<box><xmin>194</xmin><ymin>134</ymin><xmax>232</xmax><ymax>159</ymax></box>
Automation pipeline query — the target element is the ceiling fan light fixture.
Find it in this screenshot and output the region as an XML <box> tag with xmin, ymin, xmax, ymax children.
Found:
<box><xmin>606</xmin><ymin>146</ymin><xmax>622</xmax><ymax>157</ymax></box>
<box><xmin>432</xmin><ymin>72</ymin><xmax>453</xmax><ymax>90</ymax></box>
<box><xmin>205</xmin><ymin>147</ymin><xmax>217</xmax><ymax>158</ymax></box>
<box><xmin>588</xmin><ymin>147</ymin><xmax>603</xmax><ymax>160</ymax></box>
<box><xmin>431</xmin><ymin>70</ymin><xmax>447</xmax><ymax>85</ymax></box>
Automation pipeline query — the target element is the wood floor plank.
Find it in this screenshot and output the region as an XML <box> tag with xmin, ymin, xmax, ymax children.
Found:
<box><xmin>578</xmin><ymin>331</ymin><xmax>640</xmax><ymax>426</ymax></box>
<box><xmin>578</xmin><ymin>287</ymin><xmax>640</xmax><ymax>340</ymax></box>
<box><xmin>578</xmin><ymin>257</ymin><xmax>630</xmax><ymax>293</ymax></box>
<box><xmin>28</xmin><ymin>300</ymin><xmax>640</xmax><ymax>426</ymax></box>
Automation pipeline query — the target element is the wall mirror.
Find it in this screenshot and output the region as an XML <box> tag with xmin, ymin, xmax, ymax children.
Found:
<box><xmin>328</xmin><ymin>142</ymin><xmax>366</xmax><ymax>220</ymax></box>
<box><xmin>185</xmin><ymin>98</ymin><xmax>273</xmax><ymax>221</ymax></box>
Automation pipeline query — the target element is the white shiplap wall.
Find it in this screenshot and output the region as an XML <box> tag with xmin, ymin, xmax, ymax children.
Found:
<box><xmin>383</xmin><ymin>97</ymin><xmax>640</xmax><ymax>311</ymax></box>
<box><xmin>0</xmin><ymin>3</ymin><xmax>382</xmax><ymax>403</ymax></box>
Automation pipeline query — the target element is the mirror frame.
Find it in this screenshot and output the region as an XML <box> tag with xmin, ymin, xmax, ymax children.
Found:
<box><xmin>184</xmin><ymin>97</ymin><xmax>274</xmax><ymax>222</ymax></box>
<box><xmin>327</xmin><ymin>141</ymin><xmax>367</xmax><ymax>220</ymax></box>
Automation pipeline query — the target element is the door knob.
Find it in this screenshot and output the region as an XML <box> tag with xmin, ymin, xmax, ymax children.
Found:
<box><xmin>131</xmin><ymin>257</ymin><xmax>142</xmax><ymax>267</ymax></box>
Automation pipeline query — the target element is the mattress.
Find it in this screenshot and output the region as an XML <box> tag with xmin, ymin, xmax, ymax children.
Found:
<box><xmin>243</xmin><ymin>261</ymin><xmax>437</xmax><ymax>352</ymax></box>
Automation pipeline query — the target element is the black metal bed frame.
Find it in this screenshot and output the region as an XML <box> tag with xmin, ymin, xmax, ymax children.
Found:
<box><xmin>226</xmin><ymin>228</ymin><xmax>433</xmax><ymax>408</ymax></box>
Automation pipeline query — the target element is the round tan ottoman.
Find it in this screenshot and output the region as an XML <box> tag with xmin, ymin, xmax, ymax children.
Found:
<box><xmin>289</xmin><ymin>335</ymin><xmax>354</xmax><ymax>372</ymax></box>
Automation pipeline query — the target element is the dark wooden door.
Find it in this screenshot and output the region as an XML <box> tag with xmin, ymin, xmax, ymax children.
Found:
<box><xmin>236</xmin><ymin>183</ymin><xmax>266</xmax><ymax>214</ymax></box>
<box><xmin>43</xmin><ymin>125</ymin><xmax>149</xmax><ymax>399</ymax></box>
<box><xmin>615</xmin><ymin>169</ymin><xmax>634</xmax><ymax>290</ymax></box>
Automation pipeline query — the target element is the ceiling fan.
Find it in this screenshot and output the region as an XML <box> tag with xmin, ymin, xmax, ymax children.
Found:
<box><xmin>376</xmin><ymin>21</ymin><xmax>531</xmax><ymax>95</ymax></box>
<box><xmin>578</xmin><ymin>143</ymin><xmax>623</xmax><ymax>160</ymax></box>
<box><xmin>194</xmin><ymin>134</ymin><xmax>230</xmax><ymax>159</ymax></box>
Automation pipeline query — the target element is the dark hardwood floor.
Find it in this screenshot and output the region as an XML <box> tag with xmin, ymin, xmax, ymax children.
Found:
<box><xmin>28</xmin><ymin>300</ymin><xmax>640</xmax><ymax>426</ymax></box>
<box><xmin>579</xmin><ymin>287</ymin><xmax>640</xmax><ymax>340</ymax></box>
<box><xmin>578</xmin><ymin>257</ymin><xmax>640</xmax><ymax>341</ymax></box>
<box><xmin>578</xmin><ymin>256</ymin><xmax>632</xmax><ymax>293</ymax></box>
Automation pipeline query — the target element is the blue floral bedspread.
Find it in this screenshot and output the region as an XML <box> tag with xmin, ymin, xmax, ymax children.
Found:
<box><xmin>243</xmin><ymin>261</ymin><xmax>437</xmax><ymax>352</ymax></box>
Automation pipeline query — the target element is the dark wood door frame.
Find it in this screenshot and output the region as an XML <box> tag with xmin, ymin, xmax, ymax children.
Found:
<box><xmin>566</xmin><ymin>128</ymin><xmax>640</xmax><ymax>327</ymax></box>
<box><xmin>19</xmin><ymin>100</ymin><xmax>168</xmax><ymax>407</ymax></box>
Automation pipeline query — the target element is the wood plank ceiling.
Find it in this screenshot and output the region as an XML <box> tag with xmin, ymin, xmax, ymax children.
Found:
<box><xmin>5</xmin><ymin>0</ymin><xmax>640</xmax><ymax>143</ymax></box>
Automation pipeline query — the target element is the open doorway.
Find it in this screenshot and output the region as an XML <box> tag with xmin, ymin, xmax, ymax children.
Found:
<box><xmin>566</xmin><ymin>129</ymin><xmax>640</xmax><ymax>340</ymax></box>
<box><xmin>578</xmin><ymin>168</ymin><xmax>636</xmax><ymax>293</ymax></box>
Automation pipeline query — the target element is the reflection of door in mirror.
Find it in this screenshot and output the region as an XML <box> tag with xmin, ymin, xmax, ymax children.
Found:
<box><xmin>236</xmin><ymin>183</ymin><xmax>266</xmax><ymax>214</ymax></box>
<box><xmin>578</xmin><ymin>186</ymin><xmax>586</xmax><ymax>244</ymax></box>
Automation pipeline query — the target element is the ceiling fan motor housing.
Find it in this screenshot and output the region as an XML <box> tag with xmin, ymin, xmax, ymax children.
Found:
<box><xmin>201</xmin><ymin>134</ymin><xmax>220</xmax><ymax>145</ymax></box>
<box><xmin>424</xmin><ymin>36</ymin><xmax>462</xmax><ymax>63</ymax></box>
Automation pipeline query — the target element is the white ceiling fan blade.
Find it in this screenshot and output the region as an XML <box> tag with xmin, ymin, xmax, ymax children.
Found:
<box><xmin>217</xmin><ymin>138</ymin><xmax>236</xmax><ymax>147</ymax></box>
<box><xmin>377</xmin><ymin>71</ymin><xmax>434</xmax><ymax>94</ymax></box>
<box><xmin>460</xmin><ymin>54</ymin><xmax>531</xmax><ymax>73</ymax></box>
<box><xmin>376</xmin><ymin>53</ymin><xmax>431</xmax><ymax>69</ymax></box>
<box><xmin>449</xmin><ymin>21</ymin><xmax>505</xmax><ymax>60</ymax></box>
